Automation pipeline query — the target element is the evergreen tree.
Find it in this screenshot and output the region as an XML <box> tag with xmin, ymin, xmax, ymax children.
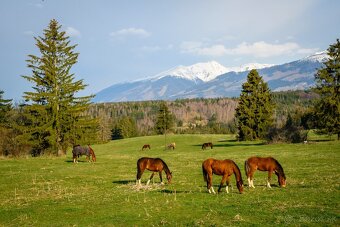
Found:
<box><xmin>155</xmin><ymin>101</ymin><xmax>174</xmax><ymax>134</ymax></box>
<box><xmin>22</xmin><ymin>19</ymin><xmax>96</xmax><ymax>155</ymax></box>
<box><xmin>235</xmin><ymin>69</ymin><xmax>274</xmax><ymax>140</ymax></box>
<box><xmin>313</xmin><ymin>39</ymin><xmax>340</xmax><ymax>140</ymax></box>
<box><xmin>0</xmin><ymin>90</ymin><xmax>12</xmax><ymax>126</ymax></box>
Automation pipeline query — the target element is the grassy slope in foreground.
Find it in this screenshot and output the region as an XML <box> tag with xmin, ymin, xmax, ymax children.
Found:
<box><xmin>0</xmin><ymin>134</ymin><xmax>339</xmax><ymax>226</ymax></box>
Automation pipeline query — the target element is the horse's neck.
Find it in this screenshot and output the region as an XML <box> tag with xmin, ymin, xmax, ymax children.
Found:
<box><xmin>233</xmin><ymin>164</ymin><xmax>242</xmax><ymax>182</ymax></box>
<box><xmin>162</xmin><ymin>162</ymin><xmax>171</xmax><ymax>175</ymax></box>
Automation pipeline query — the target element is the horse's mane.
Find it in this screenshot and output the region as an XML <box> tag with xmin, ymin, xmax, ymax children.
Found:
<box><xmin>231</xmin><ymin>160</ymin><xmax>243</xmax><ymax>184</ymax></box>
<box><xmin>273</xmin><ymin>158</ymin><xmax>286</xmax><ymax>179</ymax></box>
<box><xmin>159</xmin><ymin>158</ymin><xmax>171</xmax><ymax>175</ymax></box>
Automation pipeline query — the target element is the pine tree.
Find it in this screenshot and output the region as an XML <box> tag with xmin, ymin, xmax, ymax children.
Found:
<box><xmin>0</xmin><ymin>90</ymin><xmax>12</xmax><ymax>126</ymax></box>
<box><xmin>155</xmin><ymin>101</ymin><xmax>174</xmax><ymax>134</ymax></box>
<box><xmin>22</xmin><ymin>19</ymin><xmax>96</xmax><ymax>155</ymax></box>
<box><xmin>235</xmin><ymin>69</ymin><xmax>274</xmax><ymax>141</ymax></box>
<box><xmin>313</xmin><ymin>39</ymin><xmax>340</xmax><ymax>140</ymax></box>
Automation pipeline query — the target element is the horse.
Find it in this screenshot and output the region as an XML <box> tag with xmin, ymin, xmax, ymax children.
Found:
<box><xmin>202</xmin><ymin>158</ymin><xmax>244</xmax><ymax>194</ymax></box>
<box><xmin>72</xmin><ymin>145</ymin><xmax>96</xmax><ymax>163</ymax></box>
<box><xmin>136</xmin><ymin>157</ymin><xmax>172</xmax><ymax>186</ymax></box>
<box><xmin>245</xmin><ymin>156</ymin><xmax>286</xmax><ymax>188</ymax></box>
<box><xmin>202</xmin><ymin>142</ymin><xmax>213</xmax><ymax>150</ymax></box>
<box><xmin>142</xmin><ymin>144</ymin><xmax>151</xmax><ymax>150</ymax></box>
<box><xmin>167</xmin><ymin>142</ymin><xmax>176</xmax><ymax>150</ymax></box>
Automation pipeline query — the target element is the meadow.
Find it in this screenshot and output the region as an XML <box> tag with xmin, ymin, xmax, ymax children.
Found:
<box><xmin>0</xmin><ymin>134</ymin><xmax>339</xmax><ymax>226</ymax></box>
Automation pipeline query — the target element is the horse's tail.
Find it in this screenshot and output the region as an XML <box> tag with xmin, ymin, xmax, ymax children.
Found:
<box><xmin>244</xmin><ymin>160</ymin><xmax>250</xmax><ymax>177</ymax></box>
<box><xmin>89</xmin><ymin>146</ymin><xmax>96</xmax><ymax>162</ymax></box>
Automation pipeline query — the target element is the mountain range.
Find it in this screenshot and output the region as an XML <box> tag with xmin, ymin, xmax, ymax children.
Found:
<box><xmin>93</xmin><ymin>51</ymin><xmax>328</xmax><ymax>103</ymax></box>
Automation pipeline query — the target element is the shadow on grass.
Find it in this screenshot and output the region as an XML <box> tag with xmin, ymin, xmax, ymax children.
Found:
<box><xmin>191</xmin><ymin>142</ymin><xmax>266</xmax><ymax>148</ymax></box>
<box><xmin>65</xmin><ymin>160</ymin><xmax>91</xmax><ymax>163</ymax></box>
<box><xmin>112</xmin><ymin>180</ymin><xmax>134</xmax><ymax>185</ymax></box>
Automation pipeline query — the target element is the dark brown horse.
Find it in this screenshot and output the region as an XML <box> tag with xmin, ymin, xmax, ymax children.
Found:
<box><xmin>202</xmin><ymin>142</ymin><xmax>213</xmax><ymax>150</ymax></box>
<box><xmin>142</xmin><ymin>144</ymin><xmax>151</xmax><ymax>150</ymax></box>
<box><xmin>202</xmin><ymin>158</ymin><xmax>244</xmax><ymax>194</ymax></box>
<box><xmin>245</xmin><ymin>156</ymin><xmax>286</xmax><ymax>188</ymax></box>
<box><xmin>136</xmin><ymin>157</ymin><xmax>172</xmax><ymax>185</ymax></box>
<box><xmin>72</xmin><ymin>145</ymin><xmax>96</xmax><ymax>163</ymax></box>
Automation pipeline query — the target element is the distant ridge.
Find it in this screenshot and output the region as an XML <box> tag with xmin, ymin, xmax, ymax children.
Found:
<box><xmin>93</xmin><ymin>51</ymin><xmax>327</xmax><ymax>103</ymax></box>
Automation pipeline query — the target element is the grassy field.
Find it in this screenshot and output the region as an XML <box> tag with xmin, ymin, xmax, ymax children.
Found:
<box><xmin>0</xmin><ymin>134</ymin><xmax>339</xmax><ymax>226</ymax></box>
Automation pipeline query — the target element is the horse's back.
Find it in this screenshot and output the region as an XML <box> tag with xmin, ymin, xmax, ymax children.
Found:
<box><xmin>247</xmin><ymin>156</ymin><xmax>277</xmax><ymax>170</ymax></box>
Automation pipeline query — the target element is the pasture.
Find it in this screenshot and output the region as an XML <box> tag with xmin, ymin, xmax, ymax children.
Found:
<box><xmin>0</xmin><ymin>134</ymin><xmax>339</xmax><ymax>226</ymax></box>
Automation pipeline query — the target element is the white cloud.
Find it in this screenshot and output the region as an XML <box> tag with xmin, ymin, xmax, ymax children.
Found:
<box><xmin>65</xmin><ymin>27</ymin><xmax>81</xmax><ymax>38</ymax></box>
<box><xmin>110</xmin><ymin>28</ymin><xmax>151</xmax><ymax>38</ymax></box>
<box><xmin>180</xmin><ymin>41</ymin><xmax>318</xmax><ymax>58</ymax></box>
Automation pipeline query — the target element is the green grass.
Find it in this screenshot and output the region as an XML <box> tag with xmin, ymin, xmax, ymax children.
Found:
<box><xmin>0</xmin><ymin>134</ymin><xmax>339</xmax><ymax>226</ymax></box>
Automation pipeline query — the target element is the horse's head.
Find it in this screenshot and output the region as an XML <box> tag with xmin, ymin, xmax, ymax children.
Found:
<box><xmin>166</xmin><ymin>172</ymin><xmax>172</xmax><ymax>184</ymax></box>
<box><xmin>237</xmin><ymin>180</ymin><xmax>244</xmax><ymax>194</ymax></box>
<box><xmin>278</xmin><ymin>175</ymin><xmax>286</xmax><ymax>187</ymax></box>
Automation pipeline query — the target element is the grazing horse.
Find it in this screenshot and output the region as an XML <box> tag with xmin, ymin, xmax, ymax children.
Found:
<box><xmin>202</xmin><ymin>158</ymin><xmax>244</xmax><ymax>194</ymax></box>
<box><xmin>72</xmin><ymin>145</ymin><xmax>96</xmax><ymax>163</ymax></box>
<box><xmin>202</xmin><ymin>142</ymin><xmax>213</xmax><ymax>150</ymax></box>
<box><xmin>245</xmin><ymin>156</ymin><xmax>286</xmax><ymax>188</ymax></box>
<box><xmin>167</xmin><ymin>142</ymin><xmax>176</xmax><ymax>150</ymax></box>
<box><xmin>136</xmin><ymin>157</ymin><xmax>172</xmax><ymax>186</ymax></box>
<box><xmin>142</xmin><ymin>144</ymin><xmax>151</xmax><ymax>150</ymax></box>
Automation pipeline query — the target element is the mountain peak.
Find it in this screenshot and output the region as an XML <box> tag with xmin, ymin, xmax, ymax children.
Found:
<box><xmin>300</xmin><ymin>50</ymin><xmax>328</xmax><ymax>62</ymax></box>
<box><xmin>154</xmin><ymin>61</ymin><xmax>228</xmax><ymax>82</ymax></box>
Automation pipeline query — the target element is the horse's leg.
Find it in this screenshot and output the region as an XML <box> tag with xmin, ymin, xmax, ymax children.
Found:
<box><xmin>249</xmin><ymin>170</ymin><xmax>255</xmax><ymax>188</ymax></box>
<box><xmin>267</xmin><ymin>171</ymin><xmax>272</xmax><ymax>188</ymax></box>
<box><xmin>146</xmin><ymin>172</ymin><xmax>155</xmax><ymax>185</ymax></box>
<box><xmin>207</xmin><ymin>173</ymin><xmax>216</xmax><ymax>194</ymax></box>
<box><xmin>136</xmin><ymin>169</ymin><xmax>144</xmax><ymax>185</ymax></box>
<box><xmin>159</xmin><ymin>171</ymin><xmax>164</xmax><ymax>185</ymax></box>
<box><xmin>218</xmin><ymin>175</ymin><xmax>228</xmax><ymax>193</ymax></box>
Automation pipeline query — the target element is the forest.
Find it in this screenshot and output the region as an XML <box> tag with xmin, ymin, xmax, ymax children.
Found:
<box><xmin>89</xmin><ymin>90</ymin><xmax>317</xmax><ymax>140</ymax></box>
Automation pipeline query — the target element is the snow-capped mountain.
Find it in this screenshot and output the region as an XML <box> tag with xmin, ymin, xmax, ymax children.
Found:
<box><xmin>153</xmin><ymin>61</ymin><xmax>228</xmax><ymax>82</ymax></box>
<box><xmin>93</xmin><ymin>52</ymin><xmax>326</xmax><ymax>102</ymax></box>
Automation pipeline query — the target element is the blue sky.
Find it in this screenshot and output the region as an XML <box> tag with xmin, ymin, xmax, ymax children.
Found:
<box><xmin>1</xmin><ymin>0</ymin><xmax>339</xmax><ymax>101</ymax></box>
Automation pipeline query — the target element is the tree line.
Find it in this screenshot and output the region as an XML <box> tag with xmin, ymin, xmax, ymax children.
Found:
<box><xmin>0</xmin><ymin>19</ymin><xmax>339</xmax><ymax>156</ymax></box>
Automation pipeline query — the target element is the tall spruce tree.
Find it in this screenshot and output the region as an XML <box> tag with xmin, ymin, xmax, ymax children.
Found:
<box><xmin>22</xmin><ymin>19</ymin><xmax>96</xmax><ymax>155</ymax></box>
<box><xmin>155</xmin><ymin>101</ymin><xmax>174</xmax><ymax>134</ymax></box>
<box><xmin>313</xmin><ymin>39</ymin><xmax>340</xmax><ymax>140</ymax></box>
<box><xmin>235</xmin><ymin>69</ymin><xmax>273</xmax><ymax>141</ymax></box>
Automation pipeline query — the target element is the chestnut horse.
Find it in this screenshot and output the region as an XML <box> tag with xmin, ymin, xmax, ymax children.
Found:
<box><xmin>202</xmin><ymin>142</ymin><xmax>213</xmax><ymax>150</ymax></box>
<box><xmin>72</xmin><ymin>145</ymin><xmax>96</xmax><ymax>163</ymax></box>
<box><xmin>202</xmin><ymin>158</ymin><xmax>244</xmax><ymax>194</ymax></box>
<box><xmin>136</xmin><ymin>157</ymin><xmax>172</xmax><ymax>186</ymax></box>
<box><xmin>142</xmin><ymin>144</ymin><xmax>151</xmax><ymax>150</ymax></box>
<box><xmin>245</xmin><ymin>156</ymin><xmax>286</xmax><ymax>188</ymax></box>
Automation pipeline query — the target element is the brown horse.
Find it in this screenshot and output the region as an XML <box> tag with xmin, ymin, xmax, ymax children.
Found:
<box><xmin>142</xmin><ymin>144</ymin><xmax>151</xmax><ymax>150</ymax></box>
<box><xmin>72</xmin><ymin>145</ymin><xmax>96</xmax><ymax>163</ymax></box>
<box><xmin>202</xmin><ymin>158</ymin><xmax>244</xmax><ymax>194</ymax></box>
<box><xmin>245</xmin><ymin>156</ymin><xmax>286</xmax><ymax>188</ymax></box>
<box><xmin>202</xmin><ymin>142</ymin><xmax>213</xmax><ymax>150</ymax></box>
<box><xmin>167</xmin><ymin>142</ymin><xmax>176</xmax><ymax>150</ymax></box>
<box><xmin>136</xmin><ymin>157</ymin><xmax>172</xmax><ymax>186</ymax></box>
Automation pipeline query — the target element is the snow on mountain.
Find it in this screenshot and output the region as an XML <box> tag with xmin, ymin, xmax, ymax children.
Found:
<box><xmin>299</xmin><ymin>50</ymin><xmax>328</xmax><ymax>62</ymax></box>
<box><xmin>93</xmin><ymin>51</ymin><xmax>328</xmax><ymax>102</ymax></box>
<box><xmin>151</xmin><ymin>61</ymin><xmax>276</xmax><ymax>83</ymax></box>
<box><xmin>153</xmin><ymin>61</ymin><xmax>228</xmax><ymax>82</ymax></box>
<box><xmin>226</xmin><ymin>63</ymin><xmax>275</xmax><ymax>73</ymax></box>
